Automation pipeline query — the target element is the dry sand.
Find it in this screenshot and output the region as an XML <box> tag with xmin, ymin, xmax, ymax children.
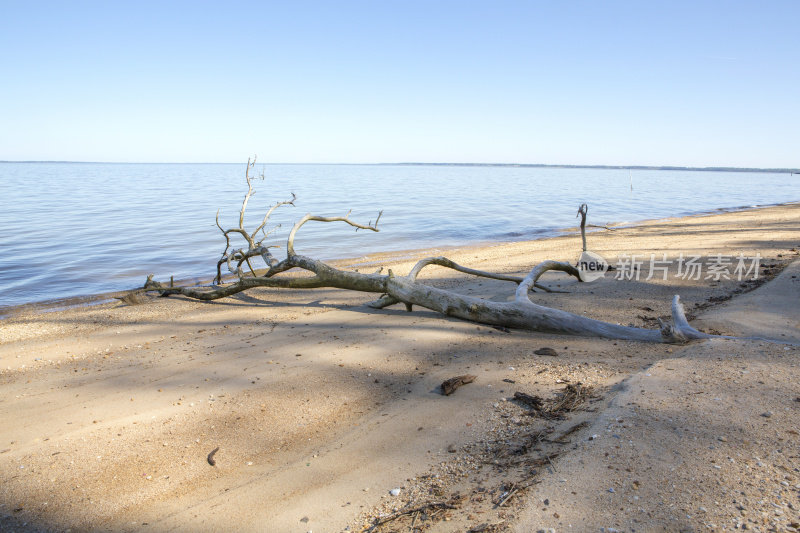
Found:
<box><xmin>1</xmin><ymin>204</ymin><xmax>799</xmax><ymax>533</ymax></box>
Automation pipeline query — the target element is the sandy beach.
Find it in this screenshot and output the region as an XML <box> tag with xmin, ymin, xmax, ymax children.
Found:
<box><xmin>1</xmin><ymin>204</ymin><xmax>799</xmax><ymax>533</ymax></box>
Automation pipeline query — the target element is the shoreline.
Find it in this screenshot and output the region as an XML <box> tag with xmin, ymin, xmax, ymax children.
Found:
<box><xmin>0</xmin><ymin>202</ymin><xmax>798</xmax><ymax>532</ymax></box>
<box><xmin>3</xmin><ymin>199</ymin><xmax>798</xmax><ymax>321</ymax></box>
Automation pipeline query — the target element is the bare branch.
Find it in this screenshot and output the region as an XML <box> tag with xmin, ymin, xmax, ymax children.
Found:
<box><xmin>587</xmin><ymin>223</ymin><xmax>615</xmax><ymax>231</ymax></box>
<box><xmin>577</xmin><ymin>203</ymin><xmax>588</xmax><ymax>252</ymax></box>
<box><xmin>408</xmin><ymin>256</ymin><xmax>523</xmax><ymax>282</ymax></box>
<box><xmin>238</xmin><ymin>156</ymin><xmax>256</xmax><ymax>230</ymax></box>
<box><xmin>144</xmin><ymin>273</ymin><xmax>329</xmax><ymax>300</ymax></box>
<box><xmin>252</xmin><ymin>193</ymin><xmax>296</xmax><ymax>241</ymax></box>
<box><xmin>515</xmin><ymin>261</ymin><xmax>581</xmax><ymax>303</ymax></box>
<box><xmin>287</xmin><ymin>213</ymin><xmax>379</xmax><ymax>256</ymax></box>
<box><xmin>406</xmin><ymin>256</ymin><xmax>559</xmax><ymax>292</ymax></box>
<box><xmin>211</xmin><ymin>159</ymin><xmax>297</xmax><ymax>281</ymax></box>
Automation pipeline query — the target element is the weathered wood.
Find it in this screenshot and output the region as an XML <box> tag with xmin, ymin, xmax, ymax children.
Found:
<box><xmin>441</xmin><ymin>375</ymin><xmax>477</xmax><ymax>396</ymax></box>
<box><xmin>577</xmin><ymin>203</ymin><xmax>588</xmax><ymax>252</ymax></box>
<box><xmin>137</xmin><ymin>161</ymin><xmax>728</xmax><ymax>345</ymax></box>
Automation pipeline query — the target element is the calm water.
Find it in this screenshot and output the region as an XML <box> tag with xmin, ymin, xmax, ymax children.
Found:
<box><xmin>1</xmin><ymin>162</ymin><xmax>798</xmax><ymax>310</ymax></box>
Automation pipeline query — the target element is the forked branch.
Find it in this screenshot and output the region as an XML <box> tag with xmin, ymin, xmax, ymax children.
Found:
<box><xmin>213</xmin><ymin>156</ymin><xmax>296</xmax><ymax>283</ymax></box>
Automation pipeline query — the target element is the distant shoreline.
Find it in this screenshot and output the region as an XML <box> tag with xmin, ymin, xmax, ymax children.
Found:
<box><xmin>1</xmin><ymin>160</ymin><xmax>798</xmax><ymax>174</ymax></box>
<box><xmin>389</xmin><ymin>162</ymin><xmax>800</xmax><ymax>174</ymax></box>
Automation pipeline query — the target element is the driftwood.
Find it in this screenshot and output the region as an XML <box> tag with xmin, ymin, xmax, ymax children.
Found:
<box><xmin>138</xmin><ymin>160</ymin><xmax>721</xmax><ymax>344</ymax></box>
<box><xmin>441</xmin><ymin>375</ymin><xmax>477</xmax><ymax>396</ymax></box>
<box><xmin>577</xmin><ymin>203</ymin><xmax>589</xmax><ymax>252</ymax></box>
<box><xmin>577</xmin><ymin>203</ymin><xmax>616</xmax><ymax>250</ymax></box>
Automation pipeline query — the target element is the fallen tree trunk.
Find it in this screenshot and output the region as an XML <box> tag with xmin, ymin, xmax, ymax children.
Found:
<box><xmin>138</xmin><ymin>160</ymin><xmax>716</xmax><ymax>344</ymax></box>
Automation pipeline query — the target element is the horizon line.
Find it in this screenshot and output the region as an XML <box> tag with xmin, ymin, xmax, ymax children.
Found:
<box><xmin>1</xmin><ymin>160</ymin><xmax>798</xmax><ymax>173</ymax></box>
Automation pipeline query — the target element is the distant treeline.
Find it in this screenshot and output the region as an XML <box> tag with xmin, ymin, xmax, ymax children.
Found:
<box><xmin>3</xmin><ymin>161</ymin><xmax>798</xmax><ymax>173</ymax></box>
<box><xmin>390</xmin><ymin>163</ymin><xmax>800</xmax><ymax>174</ymax></box>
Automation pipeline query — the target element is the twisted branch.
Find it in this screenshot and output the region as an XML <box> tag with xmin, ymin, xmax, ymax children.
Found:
<box><xmin>286</xmin><ymin>212</ymin><xmax>380</xmax><ymax>257</ymax></box>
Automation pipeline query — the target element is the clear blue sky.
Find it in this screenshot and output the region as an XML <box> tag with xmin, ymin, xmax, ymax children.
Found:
<box><xmin>1</xmin><ymin>1</ymin><xmax>798</xmax><ymax>166</ymax></box>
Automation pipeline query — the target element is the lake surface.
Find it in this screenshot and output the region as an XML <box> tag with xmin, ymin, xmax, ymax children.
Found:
<box><xmin>1</xmin><ymin>162</ymin><xmax>798</xmax><ymax>311</ymax></box>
